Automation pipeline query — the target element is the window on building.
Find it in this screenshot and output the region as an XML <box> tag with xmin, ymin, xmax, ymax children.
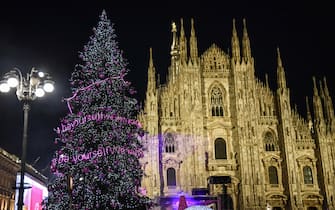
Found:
<box><xmin>264</xmin><ymin>131</ymin><xmax>278</xmax><ymax>151</ymax></box>
<box><xmin>215</xmin><ymin>138</ymin><xmax>227</xmax><ymax>159</ymax></box>
<box><xmin>210</xmin><ymin>86</ymin><xmax>224</xmax><ymax>116</ymax></box>
<box><xmin>167</xmin><ymin>168</ymin><xmax>176</xmax><ymax>186</ymax></box>
<box><xmin>268</xmin><ymin>166</ymin><xmax>279</xmax><ymax>184</ymax></box>
<box><xmin>164</xmin><ymin>133</ymin><xmax>176</xmax><ymax>153</ymax></box>
<box><xmin>303</xmin><ymin>166</ymin><xmax>313</xmax><ymax>184</ymax></box>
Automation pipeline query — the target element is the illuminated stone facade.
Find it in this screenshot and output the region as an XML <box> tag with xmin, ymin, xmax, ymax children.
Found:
<box><xmin>0</xmin><ymin>148</ymin><xmax>19</xmax><ymax>210</ymax></box>
<box><xmin>138</xmin><ymin>19</ymin><xmax>335</xmax><ymax>209</ymax></box>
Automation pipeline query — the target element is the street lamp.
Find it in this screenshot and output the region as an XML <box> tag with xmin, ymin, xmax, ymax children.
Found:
<box><xmin>0</xmin><ymin>67</ymin><xmax>55</xmax><ymax>210</ymax></box>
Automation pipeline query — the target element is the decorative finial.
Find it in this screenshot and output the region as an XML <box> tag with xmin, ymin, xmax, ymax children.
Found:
<box><xmin>277</xmin><ymin>47</ymin><xmax>283</xmax><ymax>67</ymax></box>
<box><xmin>312</xmin><ymin>76</ymin><xmax>318</xmax><ymax>96</ymax></box>
<box><xmin>172</xmin><ymin>22</ymin><xmax>177</xmax><ymax>32</ymax></box>
<box><xmin>232</xmin><ymin>18</ymin><xmax>237</xmax><ymax>33</ymax></box>
<box><xmin>149</xmin><ymin>47</ymin><xmax>153</xmax><ymax>67</ymax></box>
<box><xmin>323</xmin><ymin>76</ymin><xmax>330</xmax><ymax>95</ymax></box>
<box><xmin>265</xmin><ymin>74</ymin><xmax>269</xmax><ymax>88</ymax></box>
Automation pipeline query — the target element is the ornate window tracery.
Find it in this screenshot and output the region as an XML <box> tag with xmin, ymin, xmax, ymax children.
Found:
<box><xmin>303</xmin><ymin>166</ymin><xmax>313</xmax><ymax>184</ymax></box>
<box><xmin>164</xmin><ymin>133</ymin><xmax>175</xmax><ymax>153</ymax></box>
<box><xmin>264</xmin><ymin>131</ymin><xmax>278</xmax><ymax>151</ymax></box>
<box><xmin>210</xmin><ymin>86</ymin><xmax>224</xmax><ymax>116</ymax></box>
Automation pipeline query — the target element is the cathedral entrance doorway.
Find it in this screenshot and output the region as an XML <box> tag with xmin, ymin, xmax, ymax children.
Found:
<box><xmin>167</xmin><ymin>168</ymin><xmax>176</xmax><ymax>186</ymax></box>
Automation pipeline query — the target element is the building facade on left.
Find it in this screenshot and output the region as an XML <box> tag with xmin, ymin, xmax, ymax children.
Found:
<box><xmin>0</xmin><ymin>147</ymin><xmax>47</xmax><ymax>210</ymax></box>
<box><xmin>0</xmin><ymin>148</ymin><xmax>19</xmax><ymax>210</ymax></box>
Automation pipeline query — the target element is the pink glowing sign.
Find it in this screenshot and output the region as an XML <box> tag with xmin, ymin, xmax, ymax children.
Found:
<box><xmin>15</xmin><ymin>173</ymin><xmax>48</xmax><ymax>210</ymax></box>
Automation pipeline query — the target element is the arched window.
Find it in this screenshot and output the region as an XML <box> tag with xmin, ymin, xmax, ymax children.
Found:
<box><xmin>219</xmin><ymin>107</ymin><xmax>223</xmax><ymax>116</ymax></box>
<box><xmin>264</xmin><ymin>131</ymin><xmax>278</xmax><ymax>151</ymax></box>
<box><xmin>167</xmin><ymin>168</ymin><xmax>176</xmax><ymax>186</ymax></box>
<box><xmin>210</xmin><ymin>86</ymin><xmax>224</xmax><ymax>117</ymax></box>
<box><xmin>303</xmin><ymin>166</ymin><xmax>313</xmax><ymax>184</ymax></box>
<box><xmin>164</xmin><ymin>133</ymin><xmax>175</xmax><ymax>153</ymax></box>
<box><xmin>268</xmin><ymin>166</ymin><xmax>279</xmax><ymax>184</ymax></box>
<box><xmin>215</xmin><ymin>138</ymin><xmax>227</xmax><ymax>159</ymax></box>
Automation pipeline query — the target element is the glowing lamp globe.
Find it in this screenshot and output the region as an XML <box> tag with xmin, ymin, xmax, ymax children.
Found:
<box><xmin>35</xmin><ymin>88</ymin><xmax>45</xmax><ymax>97</ymax></box>
<box><xmin>38</xmin><ymin>71</ymin><xmax>45</xmax><ymax>78</ymax></box>
<box><xmin>43</xmin><ymin>81</ymin><xmax>54</xmax><ymax>92</ymax></box>
<box><xmin>0</xmin><ymin>82</ymin><xmax>10</xmax><ymax>92</ymax></box>
<box><xmin>7</xmin><ymin>77</ymin><xmax>19</xmax><ymax>87</ymax></box>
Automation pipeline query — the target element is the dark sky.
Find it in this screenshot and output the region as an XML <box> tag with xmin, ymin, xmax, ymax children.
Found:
<box><xmin>0</xmin><ymin>1</ymin><xmax>334</xmax><ymax>177</ymax></box>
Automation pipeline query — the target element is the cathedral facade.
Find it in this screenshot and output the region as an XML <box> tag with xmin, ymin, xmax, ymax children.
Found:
<box><xmin>138</xmin><ymin>18</ymin><xmax>335</xmax><ymax>209</ymax></box>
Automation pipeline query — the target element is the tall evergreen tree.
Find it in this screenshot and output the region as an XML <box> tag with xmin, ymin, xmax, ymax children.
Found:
<box><xmin>43</xmin><ymin>10</ymin><xmax>152</xmax><ymax>210</ymax></box>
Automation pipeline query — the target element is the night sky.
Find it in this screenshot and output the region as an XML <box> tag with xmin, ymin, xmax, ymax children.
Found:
<box><xmin>0</xmin><ymin>1</ymin><xmax>334</xmax><ymax>177</ymax></box>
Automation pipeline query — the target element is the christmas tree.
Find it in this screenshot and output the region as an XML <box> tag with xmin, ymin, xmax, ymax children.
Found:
<box><xmin>43</xmin><ymin>10</ymin><xmax>152</xmax><ymax>210</ymax></box>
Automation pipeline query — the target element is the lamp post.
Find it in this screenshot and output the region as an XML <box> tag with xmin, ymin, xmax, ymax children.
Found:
<box><xmin>0</xmin><ymin>67</ymin><xmax>55</xmax><ymax>210</ymax></box>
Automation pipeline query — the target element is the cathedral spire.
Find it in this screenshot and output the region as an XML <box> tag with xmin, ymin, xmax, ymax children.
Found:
<box><xmin>265</xmin><ymin>73</ymin><xmax>269</xmax><ymax>88</ymax></box>
<box><xmin>276</xmin><ymin>48</ymin><xmax>287</xmax><ymax>89</ymax></box>
<box><xmin>189</xmin><ymin>18</ymin><xmax>198</xmax><ymax>65</ymax></box>
<box><xmin>179</xmin><ymin>18</ymin><xmax>187</xmax><ymax>64</ymax></box>
<box><xmin>306</xmin><ymin>96</ymin><xmax>314</xmax><ymax>132</ymax></box>
<box><xmin>319</xmin><ymin>80</ymin><xmax>325</xmax><ymax>99</ymax></box>
<box><xmin>242</xmin><ymin>18</ymin><xmax>252</xmax><ymax>61</ymax></box>
<box><xmin>231</xmin><ymin>18</ymin><xmax>240</xmax><ymax>63</ymax></box>
<box><xmin>312</xmin><ymin>77</ymin><xmax>325</xmax><ymax>123</ymax></box>
<box><xmin>147</xmin><ymin>48</ymin><xmax>156</xmax><ymax>94</ymax></box>
<box><xmin>170</xmin><ymin>21</ymin><xmax>180</xmax><ymax>82</ymax></box>
<box><xmin>277</xmin><ymin>47</ymin><xmax>283</xmax><ymax>67</ymax></box>
<box><xmin>313</xmin><ymin>76</ymin><xmax>319</xmax><ymax>96</ymax></box>
<box><xmin>149</xmin><ymin>47</ymin><xmax>154</xmax><ymax>68</ymax></box>
<box><xmin>170</xmin><ymin>21</ymin><xmax>179</xmax><ymax>58</ymax></box>
<box><xmin>318</xmin><ymin>80</ymin><xmax>327</xmax><ymax>121</ymax></box>
<box><xmin>323</xmin><ymin>77</ymin><xmax>331</xmax><ymax>98</ymax></box>
<box><xmin>322</xmin><ymin>77</ymin><xmax>335</xmax><ymax>129</ymax></box>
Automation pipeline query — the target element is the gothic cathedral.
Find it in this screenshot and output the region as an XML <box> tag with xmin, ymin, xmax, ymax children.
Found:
<box><xmin>138</xmin><ymin>18</ymin><xmax>335</xmax><ymax>209</ymax></box>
